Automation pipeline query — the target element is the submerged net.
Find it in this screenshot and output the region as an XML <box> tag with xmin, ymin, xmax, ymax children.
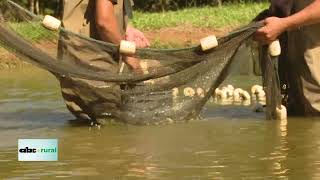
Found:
<box><xmin>0</xmin><ymin>0</ymin><xmax>282</xmax><ymax>125</ymax></box>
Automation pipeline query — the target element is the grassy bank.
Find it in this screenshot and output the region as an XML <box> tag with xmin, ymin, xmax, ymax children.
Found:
<box><xmin>132</xmin><ymin>2</ymin><xmax>268</xmax><ymax>31</ymax></box>
<box><xmin>9</xmin><ymin>2</ymin><xmax>268</xmax><ymax>40</ymax></box>
<box><xmin>0</xmin><ymin>2</ymin><xmax>268</xmax><ymax>68</ymax></box>
<box><xmin>9</xmin><ymin>22</ymin><xmax>57</xmax><ymax>41</ymax></box>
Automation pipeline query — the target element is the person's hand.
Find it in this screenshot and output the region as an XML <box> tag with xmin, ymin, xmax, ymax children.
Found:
<box><xmin>125</xmin><ymin>56</ymin><xmax>144</xmax><ymax>74</ymax></box>
<box><xmin>125</xmin><ymin>26</ymin><xmax>150</xmax><ymax>48</ymax></box>
<box><xmin>255</xmin><ymin>17</ymin><xmax>289</xmax><ymax>44</ymax></box>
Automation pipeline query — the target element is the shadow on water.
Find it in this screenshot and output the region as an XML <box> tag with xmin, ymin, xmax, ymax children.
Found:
<box><xmin>0</xmin><ymin>111</ymin><xmax>71</xmax><ymax>129</ymax></box>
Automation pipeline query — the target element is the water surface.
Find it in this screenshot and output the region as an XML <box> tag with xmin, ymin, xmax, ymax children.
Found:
<box><xmin>1</xmin><ymin>67</ymin><xmax>320</xmax><ymax>179</ymax></box>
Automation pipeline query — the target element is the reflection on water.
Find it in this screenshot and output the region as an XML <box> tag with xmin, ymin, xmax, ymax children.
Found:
<box><xmin>1</xmin><ymin>67</ymin><xmax>320</xmax><ymax>179</ymax></box>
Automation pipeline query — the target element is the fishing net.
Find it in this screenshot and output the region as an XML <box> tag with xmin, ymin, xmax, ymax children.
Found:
<box><xmin>0</xmin><ymin>0</ymin><xmax>282</xmax><ymax>125</ymax></box>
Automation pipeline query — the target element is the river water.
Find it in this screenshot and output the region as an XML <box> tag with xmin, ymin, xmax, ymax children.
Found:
<box><xmin>1</xmin><ymin>67</ymin><xmax>320</xmax><ymax>180</ymax></box>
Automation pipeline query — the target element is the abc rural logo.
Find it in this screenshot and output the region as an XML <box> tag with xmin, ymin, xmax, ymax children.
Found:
<box><xmin>19</xmin><ymin>147</ymin><xmax>57</xmax><ymax>153</ymax></box>
<box><xmin>18</xmin><ymin>139</ymin><xmax>58</xmax><ymax>161</ymax></box>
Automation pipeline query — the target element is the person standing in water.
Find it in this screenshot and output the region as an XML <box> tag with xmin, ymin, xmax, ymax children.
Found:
<box><xmin>58</xmin><ymin>0</ymin><xmax>149</xmax><ymax>125</ymax></box>
<box><xmin>255</xmin><ymin>0</ymin><xmax>320</xmax><ymax>116</ymax></box>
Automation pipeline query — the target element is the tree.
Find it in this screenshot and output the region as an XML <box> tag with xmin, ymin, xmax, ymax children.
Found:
<box><xmin>27</xmin><ymin>0</ymin><xmax>34</xmax><ymax>13</ymax></box>
<box><xmin>27</xmin><ymin>0</ymin><xmax>39</xmax><ymax>14</ymax></box>
<box><xmin>34</xmin><ymin>0</ymin><xmax>39</xmax><ymax>14</ymax></box>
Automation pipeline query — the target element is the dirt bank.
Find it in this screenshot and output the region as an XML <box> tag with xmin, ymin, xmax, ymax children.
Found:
<box><xmin>0</xmin><ymin>47</ymin><xmax>31</xmax><ymax>69</ymax></box>
<box><xmin>144</xmin><ymin>25</ymin><xmax>232</xmax><ymax>47</ymax></box>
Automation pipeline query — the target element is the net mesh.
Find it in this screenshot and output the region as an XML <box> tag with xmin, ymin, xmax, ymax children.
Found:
<box><xmin>0</xmin><ymin>0</ymin><xmax>282</xmax><ymax>125</ymax></box>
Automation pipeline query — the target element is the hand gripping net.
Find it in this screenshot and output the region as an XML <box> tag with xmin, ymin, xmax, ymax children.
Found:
<box><xmin>0</xmin><ymin>0</ymin><xmax>282</xmax><ymax>125</ymax></box>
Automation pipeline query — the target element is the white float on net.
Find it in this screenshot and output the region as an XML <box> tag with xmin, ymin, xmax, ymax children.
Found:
<box><xmin>197</xmin><ymin>88</ymin><xmax>205</xmax><ymax>98</ymax></box>
<box><xmin>251</xmin><ymin>85</ymin><xmax>263</xmax><ymax>95</ymax></box>
<box><xmin>276</xmin><ymin>105</ymin><xmax>287</xmax><ymax>120</ymax></box>
<box><xmin>42</xmin><ymin>15</ymin><xmax>61</xmax><ymax>31</ymax></box>
<box><xmin>200</xmin><ymin>35</ymin><xmax>218</xmax><ymax>51</ymax></box>
<box><xmin>120</xmin><ymin>40</ymin><xmax>136</xmax><ymax>55</ymax></box>
<box><xmin>227</xmin><ymin>85</ymin><xmax>235</xmax><ymax>91</ymax></box>
<box><xmin>257</xmin><ymin>90</ymin><xmax>266</xmax><ymax>98</ymax></box>
<box><xmin>251</xmin><ymin>85</ymin><xmax>266</xmax><ymax>102</ymax></box>
<box><xmin>269</xmin><ymin>40</ymin><xmax>281</xmax><ymax>57</ymax></box>
<box><xmin>222</xmin><ymin>87</ymin><xmax>233</xmax><ymax>98</ymax></box>
<box><xmin>184</xmin><ymin>87</ymin><xmax>195</xmax><ymax>97</ymax></box>
<box><xmin>233</xmin><ymin>88</ymin><xmax>244</xmax><ymax>102</ymax></box>
<box><xmin>215</xmin><ymin>88</ymin><xmax>227</xmax><ymax>100</ymax></box>
<box><xmin>172</xmin><ymin>88</ymin><xmax>179</xmax><ymax>98</ymax></box>
<box><xmin>240</xmin><ymin>90</ymin><xmax>251</xmax><ymax>101</ymax></box>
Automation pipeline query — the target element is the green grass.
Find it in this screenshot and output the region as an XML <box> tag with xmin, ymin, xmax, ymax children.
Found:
<box><xmin>4</xmin><ymin>3</ymin><xmax>268</xmax><ymax>44</ymax></box>
<box><xmin>132</xmin><ymin>2</ymin><xmax>268</xmax><ymax>31</ymax></box>
<box><xmin>9</xmin><ymin>22</ymin><xmax>57</xmax><ymax>41</ymax></box>
<box><xmin>151</xmin><ymin>37</ymin><xmax>188</xmax><ymax>48</ymax></box>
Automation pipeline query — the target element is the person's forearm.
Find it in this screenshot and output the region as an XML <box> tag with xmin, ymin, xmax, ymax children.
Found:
<box><xmin>95</xmin><ymin>0</ymin><xmax>122</xmax><ymax>44</ymax></box>
<box><xmin>283</xmin><ymin>0</ymin><xmax>320</xmax><ymax>30</ymax></box>
<box><xmin>95</xmin><ymin>0</ymin><xmax>143</xmax><ymax>72</ymax></box>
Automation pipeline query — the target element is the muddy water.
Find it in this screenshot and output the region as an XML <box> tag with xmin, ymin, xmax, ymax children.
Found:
<box><xmin>1</xmin><ymin>67</ymin><xmax>320</xmax><ymax>179</ymax></box>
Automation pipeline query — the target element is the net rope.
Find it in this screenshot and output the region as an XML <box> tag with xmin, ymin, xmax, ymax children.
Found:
<box><xmin>0</xmin><ymin>0</ymin><xmax>282</xmax><ymax>125</ymax></box>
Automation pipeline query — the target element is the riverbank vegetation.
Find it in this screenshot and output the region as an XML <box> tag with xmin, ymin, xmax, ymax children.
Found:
<box><xmin>132</xmin><ymin>2</ymin><xmax>267</xmax><ymax>31</ymax></box>
<box><xmin>10</xmin><ymin>2</ymin><xmax>267</xmax><ymax>43</ymax></box>
<box><xmin>0</xmin><ymin>2</ymin><xmax>268</xmax><ymax>67</ymax></box>
<box><xmin>16</xmin><ymin>0</ymin><xmax>267</xmax><ymax>15</ymax></box>
<box><xmin>9</xmin><ymin>22</ymin><xmax>56</xmax><ymax>41</ymax></box>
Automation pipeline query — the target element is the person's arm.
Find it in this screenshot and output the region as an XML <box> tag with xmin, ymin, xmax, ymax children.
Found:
<box><xmin>255</xmin><ymin>0</ymin><xmax>320</xmax><ymax>44</ymax></box>
<box><xmin>95</xmin><ymin>0</ymin><xmax>143</xmax><ymax>73</ymax></box>
<box><xmin>126</xmin><ymin>26</ymin><xmax>150</xmax><ymax>48</ymax></box>
<box><xmin>95</xmin><ymin>0</ymin><xmax>122</xmax><ymax>44</ymax></box>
